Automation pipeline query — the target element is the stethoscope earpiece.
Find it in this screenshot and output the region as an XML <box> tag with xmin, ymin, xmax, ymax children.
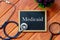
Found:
<box><xmin>5</xmin><ymin>0</ymin><xmax>10</xmax><ymax>4</ymax></box>
<box><xmin>0</xmin><ymin>0</ymin><xmax>11</xmax><ymax>4</ymax></box>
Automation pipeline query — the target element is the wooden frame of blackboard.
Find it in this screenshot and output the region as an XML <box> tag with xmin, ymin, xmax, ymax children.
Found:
<box><xmin>18</xmin><ymin>10</ymin><xmax>47</xmax><ymax>32</ymax></box>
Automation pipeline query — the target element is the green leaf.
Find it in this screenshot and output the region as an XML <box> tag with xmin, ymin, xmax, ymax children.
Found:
<box><xmin>38</xmin><ymin>3</ymin><xmax>45</xmax><ymax>8</ymax></box>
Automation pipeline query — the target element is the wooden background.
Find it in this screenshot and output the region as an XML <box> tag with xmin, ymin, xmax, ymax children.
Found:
<box><xmin>0</xmin><ymin>0</ymin><xmax>60</xmax><ymax>40</ymax></box>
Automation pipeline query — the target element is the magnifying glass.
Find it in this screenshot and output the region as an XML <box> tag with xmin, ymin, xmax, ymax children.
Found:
<box><xmin>49</xmin><ymin>22</ymin><xmax>60</xmax><ymax>40</ymax></box>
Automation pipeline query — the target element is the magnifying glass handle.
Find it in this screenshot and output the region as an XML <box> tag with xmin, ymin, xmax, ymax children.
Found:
<box><xmin>50</xmin><ymin>35</ymin><xmax>53</xmax><ymax>40</ymax></box>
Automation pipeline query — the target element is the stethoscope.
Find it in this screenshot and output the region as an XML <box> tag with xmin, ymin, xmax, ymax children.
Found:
<box><xmin>0</xmin><ymin>0</ymin><xmax>28</xmax><ymax>40</ymax></box>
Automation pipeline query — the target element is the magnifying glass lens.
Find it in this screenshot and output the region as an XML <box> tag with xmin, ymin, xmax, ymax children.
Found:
<box><xmin>50</xmin><ymin>23</ymin><xmax>60</xmax><ymax>34</ymax></box>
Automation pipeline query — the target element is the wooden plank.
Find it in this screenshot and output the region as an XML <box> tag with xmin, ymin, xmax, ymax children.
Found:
<box><xmin>54</xmin><ymin>35</ymin><xmax>60</xmax><ymax>40</ymax></box>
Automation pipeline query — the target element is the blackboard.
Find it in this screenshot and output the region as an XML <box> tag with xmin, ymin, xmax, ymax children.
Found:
<box><xmin>18</xmin><ymin>10</ymin><xmax>47</xmax><ymax>32</ymax></box>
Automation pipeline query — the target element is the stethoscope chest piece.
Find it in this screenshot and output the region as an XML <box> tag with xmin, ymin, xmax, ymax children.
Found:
<box><xmin>20</xmin><ymin>23</ymin><xmax>28</xmax><ymax>30</ymax></box>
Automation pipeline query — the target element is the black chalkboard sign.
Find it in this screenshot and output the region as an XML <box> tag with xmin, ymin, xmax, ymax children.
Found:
<box><xmin>18</xmin><ymin>10</ymin><xmax>47</xmax><ymax>32</ymax></box>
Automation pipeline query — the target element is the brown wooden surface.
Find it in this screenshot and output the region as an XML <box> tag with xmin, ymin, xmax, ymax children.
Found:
<box><xmin>0</xmin><ymin>0</ymin><xmax>60</xmax><ymax>40</ymax></box>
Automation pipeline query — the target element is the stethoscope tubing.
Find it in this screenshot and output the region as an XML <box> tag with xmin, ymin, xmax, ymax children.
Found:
<box><xmin>0</xmin><ymin>0</ymin><xmax>21</xmax><ymax>40</ymax></box>
<box><xmin>3</xmin><ymin>21</ymin><xmax>22</xmax><ymax>39</ymax></box>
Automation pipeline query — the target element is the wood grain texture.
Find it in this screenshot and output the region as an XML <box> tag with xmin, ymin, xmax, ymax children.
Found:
<box><xmin>0</xmin><ymin>0</ymin><xmax>60</xmax><ymax>40</ymax></box>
